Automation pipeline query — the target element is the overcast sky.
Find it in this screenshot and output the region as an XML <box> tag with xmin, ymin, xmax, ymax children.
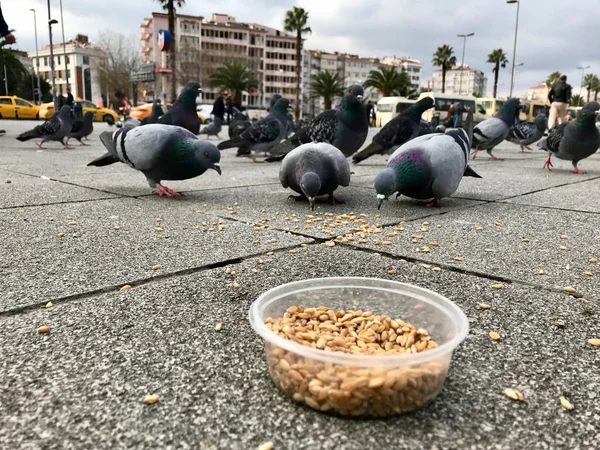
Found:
<box><xmin>4</xmin><ymin>0</ymin><xmax>600</xmax><ymax>99</ymax></box>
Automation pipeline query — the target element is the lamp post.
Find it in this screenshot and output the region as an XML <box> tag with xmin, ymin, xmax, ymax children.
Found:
<box><xmin>577</xmin><ymin>65</ymin><xmax>590</xmax><ymax>98</ymax></box>
<box><xmin>29</xmin><ymin>9</ymin><xmax>42</xmax><ymax>104</ymax></box>
<box><xmin>511</xmin><ymin>62</ymin><xmax>524</xmax><ymax>98</ymax></box>
<box><xmin>507</xmin><ymin>0</ymin><xmax>520</xmax><ymax>98</ymax></box>
<box><xmin>457</xmin><ymin>33</ymin><xmax>474</xmax><ymax>95</ymax></box>
<box><xmin>59</xmin><ymin>0</ymin><xmax>69</xmax><ymax>92</ymax></box>
<box><xmin>46</xmin><ymin>0</ymin><xmax>59</xmax><ymax>110</ymax></box>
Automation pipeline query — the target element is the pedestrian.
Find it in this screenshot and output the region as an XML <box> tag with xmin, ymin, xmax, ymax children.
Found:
<box><xmin>73</xmin><ymin>100</ymin><xmax>83</xmax><ymax>120</ymax></box>
<box><xmin>564</xmin><ymin>112</ymin><xmax>573</xmax><ymax>122</ymax></box>
<box><xmin>225</xmin><ymin>94</ymin><xmax>234</xmax><ymax>124</ymax></box>
<box><xmin>365</xmin><ymin>101</ymin><xmax>373</xmax><ymax>127</ymax></box>
<box><xmin>211</xmin><ymin>92</ymin><xmax>226</xmax><ymax>122</ymax></box>
<box><xmin>453</xmin><ymin>101</ymin><xmax>463</xmax><ymax>128</ymax></box>
<box><xmin>65</xmin><ymin>88</ymin><xmax>74</xmax><ymax>119</ymax></box>
<box><xmin>0</xmin><ymin>5</ymin><xmax>16</xmax><ymax>45</ymax></box>
<box><xmin>547</xmin><ymin>74</ymin><xmax>572</xmax><ymax>129</ymax></box>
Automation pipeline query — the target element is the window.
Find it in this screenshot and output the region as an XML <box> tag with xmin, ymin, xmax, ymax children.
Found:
<box><xmin>66</xmin><ymin>56</ymin><xmax>70</xmax><ymax>64</ymax></box>
<box><xmin>16</xmin><ymin>99</ymin><xmax>31</xmax><ymax>107</ymax></box>
<box><xmin>44</xmin><ymin>57</ymin><xmax>48</xmax><ymax>66</ymax></box>
<box><xmin>0</xmin><ymin>98</ymin><xmax>13</xmax><ymax>105</ymax></box>
<box><xmin>57</xmin><ymin>56</ymin><xmax>61</xmax><ymax>65</ymax></box>
<box><xmin>56</xmin><ymin>70</ymin><xmax>61</xmax><ymax>79</ymax></box>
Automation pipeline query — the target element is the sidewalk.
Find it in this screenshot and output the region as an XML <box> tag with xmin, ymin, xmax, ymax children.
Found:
<box><xmin>1</xmin><ymin>120</ymin><xmax>599</xmax><ymax>449</ymax></box>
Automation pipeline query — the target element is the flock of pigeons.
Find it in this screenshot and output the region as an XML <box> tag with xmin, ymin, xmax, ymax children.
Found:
<box><xmin>11</xmin><ymin>79</ymin><xmax>600</xmax><ymax>207</ymax></box>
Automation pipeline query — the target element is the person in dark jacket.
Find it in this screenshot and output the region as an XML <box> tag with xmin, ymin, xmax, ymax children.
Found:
<box><xmin>365</xmin><ymin>101</ymin><xmax>373</xmax><ymax>127</ymax></box>
<box><xmin>453</xmin><ymin>101</ymin><xmax>464</xmax><ymax>127</ymax></box>
<box><xmin>548</xmin><ymin>75</ymin><xmax>572</xmax><ymax>129</ymax></box>
<box><xmin>225</xmin><ymin>94</ymin><xmax>234</xmax><ymax>124</ymax></box>
<box><xmin>0</xmin><ymin>5</ymin><xmax>16</xmax><ymax>44</ymax></box>
<box><xmin>211</xmin><ymin>92</ymin><xmax>226</xmax><ymax>121</ymax></box>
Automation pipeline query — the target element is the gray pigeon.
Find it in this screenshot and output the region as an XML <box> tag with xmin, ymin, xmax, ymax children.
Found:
<box><xmin>16</xmin><ymin>105</ymin><xmax>73</xmax><ymax>149</ymax></box>
<box><xmin>267</xmin><ymin>85</ymin><xmax>368</xmax><ymax>161</ymax></box>
<box><xmin>67</xmin><ymin>111</ymin><xmax>94</xmax><ymax>146</ymax></box>
<box><xmin>141</xmin><ymin>99</ymin><xmax>164</xmax><ymax>125</ymax></box>
<box><xmin>122</xmin><ymin>118</ymin><xmax>142</xmax><ymax>129</ymax></box>
<box><xmin>374</xmin><ymin>110</ymin><xmax>481</xmax><ymax>208</ymax></box>
<box><xmin>87</xmin><ymin>124</ymin><xmax>221</xmax><ymax>197</ymax></box>
<box><xmin>352</xmin><ymin>97</ymin><xmax>434</xmax><ymax>165</ymax></box>
<box><xmin>159</xmin><ymin>81</ymin><xmax>202</xmax><ymax>135</ymax></box>
<box><xmin>471</xmin><ymin>98</ymin><xmax>520</xmax><ymax>160</ymax></box>
<box><xmin>506</xmin><ymin>108</ymin><xmax>548</xmax><ymax>152</ymax></box>
<box><xmin>199</xmin><ymin>117</ymin><xmax>222</xmax><ymax>139</ymax></box>
<box><xmin>217</xmin><ymin>98</ymin><xmax>291</xmax><ymax>161</ymax></box>
<box><xmin>280</xmin><ymin>142</ymin><xmax>351</xmax><ymax>210</ymax></box>
<box><xmin>537</xmin><ymin>101</ymin><xmax>600</xmax><ymax>173</ymax></box>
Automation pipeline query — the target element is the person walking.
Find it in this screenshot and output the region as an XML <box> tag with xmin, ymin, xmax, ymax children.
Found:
<box><xmin>453</xmin><ymin>101</ymin><xmax>464</xmax><ymax>128</ymax></box>
<box><xmin>0</xmin><ymin>5</ymin><xmax>16</xmax><ymax>44</ymax></box>
<box><xmin>211</xmin><ymin>92</ymin><xmax>226</xmax><ymax>122</ymax></box>
<box><xmin>547</xmin><ymin>75</ymin><xmax>572</xmax><ymax>130</ymax></box>
<box><xmin>365</xmin><ymin>101</ymin><xmax>373</xmax><ymax>127</ymax></box>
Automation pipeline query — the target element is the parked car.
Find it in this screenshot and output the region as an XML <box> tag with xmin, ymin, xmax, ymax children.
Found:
<box><xmin>39</xmin><ymin>99</ymin><xmax>119</xmax><ymax>124</ymax></box>
<box><xmin>0</xmin><ymin>96</ymin><xmax>41</xmax><ymax>119</ymax></box>
<box><xmin>130</xmin><ymin>102</ymin><xmax>208</xmax><ymax>124</ymax></box>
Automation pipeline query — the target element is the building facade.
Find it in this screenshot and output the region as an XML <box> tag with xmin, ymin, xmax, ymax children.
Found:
<box><xmin>139</xmin><ymin>13</ymin><xmax>299</xmax><ymax>111</ymax></box>
<box><xmin>432</xmin><ymin>65</ymin><xmax>487</xmax><ymax>97</ymax></box>
<box><xmin>380</xmin><ymin>55</ymin><xmax>422</xmax><ymax>92</ymax></box>
<box><xmin>528</xmin><ymin>83</ymin><xmax>550</xmax><ymax>102</ymax></box>
<box><xmin>27</xmin><ymin>34</ymin><xmax>107</xmax><ymax>105</ymax></box>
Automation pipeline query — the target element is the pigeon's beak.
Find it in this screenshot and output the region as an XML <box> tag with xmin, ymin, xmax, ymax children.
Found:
<box><xmin>213</xmin><ymin>163</ymin><xmax>222</xmax><ymax>175</ymax></box>
<box><xmin>377</xmin><ymin>194</ymin><xmax>386</xmax><ymax>210</ymax></box>
<box><xmin>357</xmin><ymin>95</ymin><xmax>364</xmax><ymax>101</ymax></box>
<box><xmin>308</xmin><ymin>197</ymin><xmax>316</xmax><ymax>211</ymax></box>
<box><xmin>198</xmin><ymin>89</ymin><xmax>204</xmax><ymax>95</ymax></box>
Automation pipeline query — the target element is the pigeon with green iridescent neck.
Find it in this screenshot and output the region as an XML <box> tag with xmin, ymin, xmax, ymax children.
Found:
<box><xmin>537</xmin><ymin>101</ymin><xmax>600</xmax><ymax>174</ymax></box>
<box><xmin>87</xmin><ymin>124</ymin><xmax>221</xmax><ymax>197</ymax></box>
<box><xmin>266</xmin><ymin>85</ymin><xmax>368</xmax><ymax>161</ymax></box>
<box><xmin>159</xmin><ymin>81</ymin><xmax>202</xmax><ymax>134</ymax></box>
<box><xmin>471</xmin><ymin>98</ymin><xmax>520</xmax><ymax>160</ymax></box>
<box><xmin>375</xmin><ymin>110</ymin><xmax>481</xmax><ymax>208</ymax></box>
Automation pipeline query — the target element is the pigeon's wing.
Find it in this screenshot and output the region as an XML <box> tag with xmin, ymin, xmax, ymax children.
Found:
<box><xmin>240</xmin><ymin>117</ymin><xmax>282</xmax><ymax>143</ymax></box>
<box><xmin>418</xmin><ymin>120</ymin><xmax>434</xmax><ymax>136</ymax></box>
<box><xmin>39</xmin><ymin>116</ymin><xmax>62</xmax><ymax>136</ymax></box>
<box><xmin>387</xmin><ymin>133</ymin><xmax>441</xmax><ymax>163</ymax></box>
<box><xmin>288</xmin><ymin>110</ymin><xmax>338</xmax><ymax>146</ymax></box>
<box><xmin>70</xmin><ymin>119</ymin><xmax>84</xmax><ymax>135</ymax></box>
<box><xmin>507</xmin><ymin>122</ymin><xmax>536</xmax><ymax>142</ymax></box>
<box><xmin>375</xmin><ymin>115</ymin><xmax>418</xmax><ymax>148</ymax></box>
<box><xmin>279</xmin><ymin>147</ymin><xmax>301</xmax><ymax>188</ymax></box>
<box><xmin>229</xmin><ymin>120</ymin><xmax>251</xmax><ymax>138</ymax></box>
<box><xmin>546</xmin><ymin>122</ymin><xmax>567</xmax><ymax>152</ymax></box>
<box><xmin>472</xmin><ymin>117</ymin><xmax>506</xmax><ymax>149</ymax></box>
<box><xmin>314</xmin><ymin>143</ymin><xmax>351</xmax><ymax>186</ymax></box>
<box><xmin>158</xmin><ymin>110</ymin><xmax>175</xmax><ymax>125</ymax></box>
<box><xmin>427</xmin><ymin>133</ymin><xmax>470</xmax><ymax>199</ymax></box>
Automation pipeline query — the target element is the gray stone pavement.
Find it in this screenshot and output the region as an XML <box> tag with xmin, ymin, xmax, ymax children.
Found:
<box><xmin>1</xmin><ymin>119</ymin><xmax>599</xmax><ymax>449</ymax></box>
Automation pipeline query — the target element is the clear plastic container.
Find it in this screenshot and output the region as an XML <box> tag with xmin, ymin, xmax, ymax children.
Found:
<box><xmin>249</xmin><ymin>277</ymin><xmax>469</xmax><ymax>417</ymax></box>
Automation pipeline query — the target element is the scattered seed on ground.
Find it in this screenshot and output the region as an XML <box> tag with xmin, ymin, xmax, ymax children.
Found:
<box><xmin>120</xmin><ymin>285</ymin><xmax>132</xmax><ymax>291</ymax></box>
<box><xmin>215</xmin><ymin>323</ymin><xmax>223</xmax><ymax>332</ymax></box>
<box><xmin>37</xmin><ymin>326</ymin><xmax>50</xmax><ymax>334</ymax></box>
<box><xmin>233</xmin><ymin>282</ymin><xmax>240</xmax><ymax>289</ymax></box>
<box><xmin>432</xmin><ymin>267</ymin><xmax>441</xmax><ymax>272</ymax></box>
<box><xmin>57</xmin><ymin>232</ymin><xmax>65</xmax><ymax>237</ymax></box>
<box><xmin>45</xmin><ymin>302</ymin><xmax>53</xmax><ymax>309</ymax></box>
<box><xmin>560</xmin><ymin>397</ymin><xmax>574</xmax><ymax>410</ymax></box>
<box><xmin>563</xmin><ymin>287</ymin><xmax>576</xmax><ymax>293</ymax></box>
<box><xmin>489</xmin><ymin>331</ymin><xmax>501</xmax><ymax>341</ymax></box>
<box><xmin>113</xmin><ymin>226</ymin><xmax>120</xmax><ymax>230</ymax></box>
<box><xmin>588</xmin><ymin>338</ymin><xmax>600</xmax><ymax>347</ymax></box>
<box><xmin>258</xmin><ymin>442</ymin><xmax>274</xmax><ymax>450</ymax></box>
<box><xmin>491</xmin><ymin>284</ymin><xmax>503</xmax><ymax>289</ymax></box>
<box><xmin>479</xmin><ymin>304</ymin><xmax>490</xmax><ymax>309</ymax></box>
<box><xmin>143</xmin><ymin>394</ymin><xmax>159</xmax><ymax>405</ymax></box>
<box><xmin>152</xmin><ymin>265</ymin><xmax>161</xmax><ymax>270</ymax></box>
<box><xmin>504</xmin><ymin>388</ymin><xmax>524</xmax><ymax>401</ymax></box>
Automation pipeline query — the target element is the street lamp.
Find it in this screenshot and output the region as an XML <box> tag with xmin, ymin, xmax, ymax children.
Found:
<box><xmin>59</xmin><ymin>0</ymin><xmax>69</xmax><ymax>92</ymax></box>
<box><xmin>511</xmin><ymin>62</ymin><xmax>524</xmax><ymax>98</ymax></box>
<box><xmin>507</xmin><ymin>0</ymin><xmax>520</xmax><ymax>98</ymax></box>
<box><xmin>46</xmin><ymin>0</ymin><xmax>59</xmax><ymax>110</ymax></box>
<box><xmin>29</xmin><ymin>9</ymin><xmax>42</xmax><ymax>104</ymax></box>
<box><xmin>457</xmin><ymin>32</ymin><xmax>474</xmax><ymax>95</ymax></box>
<box><xmin>577</xmin><ymin>65</ymin><xmax>590</xmax><ymax>97</ymax></box>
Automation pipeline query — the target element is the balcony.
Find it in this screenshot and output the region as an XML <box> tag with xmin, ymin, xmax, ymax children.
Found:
<box><xmin>140</xmin><ymin>33</ymin><xmax>152</xmax><ymax>41</ymax></box>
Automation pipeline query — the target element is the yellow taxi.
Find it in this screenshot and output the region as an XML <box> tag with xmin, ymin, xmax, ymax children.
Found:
<box><xmin>130</xmin><ymin>102</ymin><xmax>207</xmax><ymax>123</ymax></box>
<box><xmin>0</xmin><ymin>96</ymin><xmax>41</xmax><ymax>119</ymax></box>
<box><xmin>39</xmin><ymin>98</ymin><xmax>119</xmax><ymax>124</ymax></box>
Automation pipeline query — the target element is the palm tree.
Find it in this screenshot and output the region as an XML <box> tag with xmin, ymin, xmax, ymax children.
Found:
<box><xmin>571</xmin><ymin>94</ymin><xmax>584</xmax><ymax>107</ymax></box>
<box><xmin>284</xmin><ymin>7</ymin><xmax>311</xmax><ymax>123</ymax></box>
<box><xmin>486</xmin><ymin>49</ymin><xmax>508</xmax><ymax>99</ymax></box>
<box><xmin>156</xmin><ymin>0</ymin><xmax>185</xmax><ymax>103</ymax></box>
<box><xmin>432</xmin><ymin>45</ymin><xmax>457</xmax><ymax>94</ymax></box>
<box><xmin>592</xmin><ymin>76</ymin><xmax>600</xmax><ymax>101</ymax></box>
<box><xmin>208</xmin><ymin>61</ymin><xmax>257</xmax><ymax>106</ymax></box>
<box><xmin>0</xmin><ymin>35</ymin><xmax>30</xmax><ymax>96</ymax></box>
<box><xmin>545</xmin><ymin>71</ymin><xmax>561</xmax><ymax>88</ymax></box>
<box><xmin>363</xmin><ymin>66</ymin><xmax>414</xmax><ymax>97</ymax></box>
<box><xmin>583</xmin><ymin>73</ymin><xmax>598</xmax><ymax>102</ymax></box>
<box><xmin>309</xmin><ymin>71</ymin><xmax>344</xmax><ymax>110</ymax></box>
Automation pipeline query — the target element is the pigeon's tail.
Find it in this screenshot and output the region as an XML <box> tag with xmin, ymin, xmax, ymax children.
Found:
<box><xmin>264</xmin><ymin>153</ymin><xmax>286</xmax><ymax>163</ymax></box>
<box><xmin>464</xmin><ymin>109</ymin><xmax>474</xmax><ymax>147</ymax></box>
<box><xmin>217</xmin><ymin>137</ymin><xmax>249</xmax><ymax>150</ymax></box>
<box><xmin>16</xmin><ymin>129</ymin><xmax>41</xmax><ymax>142</ymax></box>
<box><xmin>352</xmin><ymin>142</ymin><xmax>385</xmax><ymax>165</ymax></box>
<box><xmin>464</xmin><ymin>165</ymin><xmax>482</xmax><ymax>178</ymax></box>
<box><xmin>264</xmin><ymin>139</ymin><xmax>296</xmax><ymax>163</ymax></box>
<box><xmin>87</xmin><ymin>152</ymin><xmax>119</xmax><ymax>167</ymax></box>
<box><xmin>537</xmin><ymin>138</ymin><xmax>548</xmax><ymax>150</ymax></box>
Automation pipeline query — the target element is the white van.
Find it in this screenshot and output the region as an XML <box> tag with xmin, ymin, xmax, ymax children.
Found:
<box><xmin>418</xmin><ymin>93</ymin><xmax>491</xmax><ymax>124</ymax></box>
<box><xmin>376</xmin><ymin>97</ymin><xmax>417</xmax><ymax>127</ymax></box>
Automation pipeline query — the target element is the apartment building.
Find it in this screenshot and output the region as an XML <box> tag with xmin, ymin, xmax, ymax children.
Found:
<box><xmin>528</xmin><ymin>83</ymin><xmax>550</xmax><ymax>102</ymax></box>
<box><xmin>27</xmin><ymin>34</ymin><xmax>107</xmax><ymax>104</ymax></box>
<box><xmin>432</xmin><ymin>65</ymin><xmax>488</xmax><ymax>97</ymax></box>
<box><xmin>139</xmin><ymin>13</ymin><xmax>299</xmax><ymax>110</ymax></box>
<box><xmin>380</xmin><ymin>55</ymin><xmax>423</xmax><ymax>92</ymax></box>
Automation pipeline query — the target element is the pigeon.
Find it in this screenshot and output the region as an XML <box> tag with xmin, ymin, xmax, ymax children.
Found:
<box><xmin>199</xmin><ymin>117</ymin><xmax>222</xmax><ymax>139</ymax></box>
<box><xmin>122</xmin><ymin>118</ymin><xmax>141</xmax><ymax>129</ymax></box>
<box><xmin>16</xmin><ymin>105</ymin><xmax>73</xmax><ymax>149</ymax></box>
<box><xmin>159</xmin><ymin>81</ymin><xmax>202</xmax><ymax>135</ymax></box>
<box><xmin>66</xmin><ymin>111</ymin><xmax>94</xmax><ymax>146</ymax></box>
<box><xmin>471</xmin><ymin>98</ymin><xmax>520</xmax><ymax>160</ymax></box>
<box><xmin>279</xmin><ymin>142</ymin><xmax>351</xmax><ymax>210</ymax></box>
<box><xmin>374</xmin><ymin>109</ymin><xmax>481</xmax><ymax>209</ymax></box>
<box><xmin>87</xmin><ymin>124</ymin><xmax>221</xmax><ymax>197</ymax></box>
<box><xmin>418</xmin><ymin>119</ymin><xmax>435</xmax><ymax>136</ymax></box>
<box><xmin>267</xmin><ymin>85</ymin><xmax>368</xmax><ymax>161</ymax></box>
<box><xmin>537</xmin><ymin>101</ymin><xmax>600</xmax><ymax>174</ymax></box>
<box><xmin>217</xmin><ymin>98</ymin><xmax>291</xmax><ymax>161</ymax></box>
<box><xmin>505</xmin><ymin>108</ymin><xmax>548</xmax><ymax>152</ymax></box>
<box><xmin>228</xmin><ymin>112</ymin><xmax>253</xmax><ymax>157</ymax></box>
<box><xmin>434</xmin><ymin>124</ymin><xmax>447</xmax><ymax>133</ymax></box>
<box><xmin>141</xmin><ymin>99</ymin><xmax>164</xmax><ymax>125</ymax></box>
<box><xmin>352</xmin><ymin>97</ymin><xmax>434</xmax><ymax>165</ymax></box>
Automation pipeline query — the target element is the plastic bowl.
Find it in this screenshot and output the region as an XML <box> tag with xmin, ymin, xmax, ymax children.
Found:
<box><xmin>249</xmin><ymin>277</ymin><xmax>469</xmax><ymax>417</ymax></box>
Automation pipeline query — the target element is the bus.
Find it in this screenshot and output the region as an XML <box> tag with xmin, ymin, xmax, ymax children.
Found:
<box><xmin>418</xmin><ymin>93</ymin><xmax>491</xmax><ymax>124</ymax></box>
<box><xmin>375</xmin><ymin>97</ymin><xmax>417</xmax><ymax>127</ymax></box>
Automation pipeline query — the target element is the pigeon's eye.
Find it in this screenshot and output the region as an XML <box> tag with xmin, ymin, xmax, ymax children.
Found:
<box><xmin>350</xmin><ymin>90</ymin><xmax>354</xmax><ymax>94</ymax></box>
<box><xmin>204</xmin><ymin>152</ymin><xmax>210</xmax><ymax>159</ymax></box>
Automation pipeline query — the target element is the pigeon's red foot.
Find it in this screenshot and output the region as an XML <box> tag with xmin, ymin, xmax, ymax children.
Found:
<box><xmin>328</xmin><ymin>194</ymin><xmax>344</xmax><ymax>205</ymax></box>
<box><xmin>424</xmin><ymin>198</ymin><xmax>440</xmax><ymax>208</ymax></box>
<box><xmin>543</xmin><ymin>156</ymin><xmax>553</xmax><ymax>171</ymax></box>
<box><xmin>37</xmin><ymin>141</ymin><xmax>46</xmax><ymax>149</ymax></box>
<box><xmin>288</xmin><ymin>194</ymin><xmax>307</xmax><ymax>202</ymax></box>
<box><xmin>524</xmin><ymin>145</ymin><xmax>533</xmax><ymax>150</ymax></box>
<box><xmin>471</xmin><ymin>149</ymin><xmax>479</xmax><ymax>159</ymax></box>
<box><xmin>79</xmin><ymin>141</ymin><xmax>89</xmax><ymax>146</ymax></box>
<box><xmin>572</xmin><ymin>167</ymin><xmax>585</xmax><ymax>174</ymax></box>
<box><xmin>154</xmin><ymin>185</ymin><xmax>182</xmax><ymax>197</ymax></box>
<box><xmin>489</xmin><ymin>153</ymin><xmax>503</xmax><ymax>161</ymax></box>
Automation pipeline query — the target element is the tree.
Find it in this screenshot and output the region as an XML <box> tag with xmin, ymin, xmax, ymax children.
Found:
<box><xmin>157</xmin><ymin>0</ymin><xmax>185</xmax><ymax>103</ymax></box>
<box><xmin>363</xmin><ymin>66</ymin><xmax>414</xmax><ymax>98</ymax></box>
<box><xmin>284</xmin><ymin>7</ymin><xmax>311</xmax><ymax>123</ymax></box>
<box><xmin>0</xmin><ymin>34</ymin><xmax>29</xmax><ymax>96</ymax></box>
<box><xmin>208</xmin><ymin>61</ymin><xmax>257</xmax><ymax>106</ymax></box>
<box><xmin>545</xmin><ymin>71</ymin><xmax>561</xmax><ymax>88</ymax></box>
<box><xmin>592</xmin><ymin>75</ymin><xmax>600</xmax><ymax>101</ymax></box>
<box><xmin>486</xmin><ymin>48</ymin><xmax>508</xmax><ymax>99</ymax></box>
<box><xmin>432</xmin><ymin>45</ymin><xmax>457</xmax><ymax>94</ymax></box>
<box><xmin>583</xmin><ymin>73</ymin><xmax>597</xmax><ymax>102</ymax></box>
<box><xmin>571</xmin><ymin>94</ymin><xmax>584</xmax><ymax>107</ymax></box>
<box><xmin>309</xmin><ymin>71</ymin><xmax>344</xmax><ymax>110</ymax></box>
<box><xmin>95</xmin><ymin>30</ymin><xmax>140</xmax><ymax>107</ymax></box>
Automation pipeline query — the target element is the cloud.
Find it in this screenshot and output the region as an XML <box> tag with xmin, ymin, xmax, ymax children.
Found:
<box><xmin>4</xmin><ymin>0</ymin><xmax>599</xmax><ymax>98</ymax></box>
